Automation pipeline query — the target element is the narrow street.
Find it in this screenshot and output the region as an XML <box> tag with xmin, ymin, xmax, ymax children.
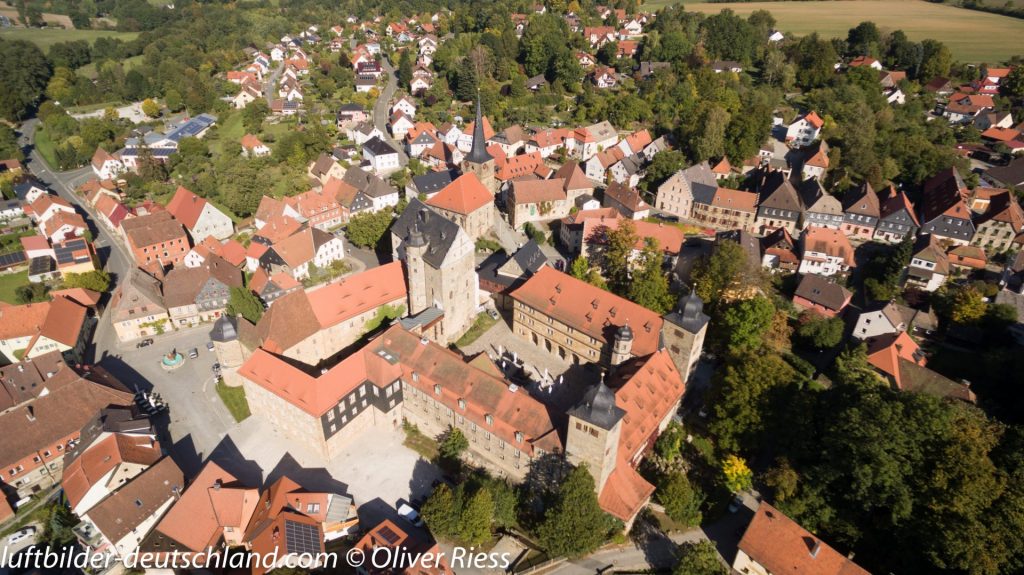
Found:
<box><xmin>371</xmin><ymin>56</ymin><xmax>409</xmax><ymax>167</ymax></box>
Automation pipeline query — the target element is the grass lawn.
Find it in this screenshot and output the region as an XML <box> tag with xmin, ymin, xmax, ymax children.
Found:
<box><xmin>209</xmin><ymin>111</ymin><xmax>246</xmax><ymax>158</ymax></box>
<box><xmin>402</xmin><ymin>423</ymin><xmax>440</xmax><ymax>461</ymax></box>
<box><xmin>215</xmin><ymin>380</ymin><xmax>251</xmax><ymax>422</ymax></box>
<box><xmin>643</xmin><ymin>0</ymin><xmax>1024</xmax><ymax>62</ymax></box>
<box><xmin>33</xmin><ymin>127</ymin><xmax>59</xmax><ymax>170</ymax></box>
<box><xmin>0</xmin><ymin>28</ymin><xmax>139</xmax><ymax>51</ymax></box>
<box><xmin>0</xmin><ymin>270</ymin><xmax>29</xmax><ymax>304</ymax></box>
<box><xmin>455</xmin><ymin>312</ymin><xmax>499</xmax><ymax>348</ymax></box>
<box><xmin>77</xmin><ymin>54</ymin><xmax>144</xmax><ymax>80</ymax></box>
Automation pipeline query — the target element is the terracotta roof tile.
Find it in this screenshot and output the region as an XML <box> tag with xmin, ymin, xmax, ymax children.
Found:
<box><xmin>425</xmin><ymin>173</ymin><xmax>493</xmax><ymax>215</ymax></box>
<box><xmin>738</xmin><ymin>502</ymin><xmax>870</xmax><ymax>575</ymax></box>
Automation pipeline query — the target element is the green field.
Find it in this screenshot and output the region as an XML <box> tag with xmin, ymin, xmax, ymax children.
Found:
<box><xmin>0</xmin><ymin>270</ymin><xmax>30</xmax><ymax>304</ymax></box>
<box><xmin>643</xmin><ymin>0</ymin><xmax>1024</xmax><ymax>62</ymax></box>
<box><xmin>0</xmin><ymin>28</ymin><xmax>139</xmax><ymax>51</ymax></box>
<box><xmin>215</xmin><ymin>380</ymin><xmax>251</xmax><ymax>422</ymax></box>
<box><xmin>78</xmin><ymin>54</ymin><xmax>144</xmax><ymax>79</ymax></box>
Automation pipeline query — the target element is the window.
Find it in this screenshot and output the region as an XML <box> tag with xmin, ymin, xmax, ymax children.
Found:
<box><xmin>434</xmin><ymin>384</ymin><xmax>442</xmax><ymax>395</ymax></box>
<box><xmin>306</xmin><ymin>503</ymin><xmax>321</xmax><ymax>514</ymax></box>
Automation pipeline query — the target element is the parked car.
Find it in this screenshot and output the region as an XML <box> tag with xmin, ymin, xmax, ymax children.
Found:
<box><xmin>136</xmin><ymin>338</ymin><xmax>154</xmax><ymax>349</ymax></box>
<box><xmin>8</xmin><ymin>527</ymin><xmax>35</xmax><ymax>545</ymax></box>
<box><xmin>188</xmin><ymin>348</ymin><xmax>199</xmax><ymax>359</ymax></box>
<box><xmin>397</xmin><ymin>503</ymin><xmax>424</xmax><ymax>527</ymax></box>
<box><xmin>487</xmin><ymin>308</ymin><xmax>500</xmax><ymax>320</ymax></box>
<box><xmin>206</xmin><ymin>341</ymin><xmax>215</xmax><ymax>351</ymax></box>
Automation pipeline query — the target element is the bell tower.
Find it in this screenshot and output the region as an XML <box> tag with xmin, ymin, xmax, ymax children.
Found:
<box><xmin>461</xmin><ymin>95</ymin><xmax>497</xmax><ymax>194</ymax></box>
<box><xmin>404</xmin><ymin>219</ymin><xmax>429</xmax><ymax>315</ymax></box>
<box><xmin>610</xmin><ymin>323</ymin><xmax>633</xmax><ymax>368</ymax></box>
<box><xmin>661</xmin><ymin>292</ymin><xmax>710</xmax><ymax>378</ymax></box>
<box><xmin>565</xmin><ymin>378</ymin><xmax>624</xmax><ymax>493</ymax></box>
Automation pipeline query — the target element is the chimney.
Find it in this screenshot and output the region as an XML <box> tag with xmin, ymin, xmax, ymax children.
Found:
<box><xmin>213</xmin><ymin>479</ymin><xmax>221</xmax><ymax>490</ymax></box>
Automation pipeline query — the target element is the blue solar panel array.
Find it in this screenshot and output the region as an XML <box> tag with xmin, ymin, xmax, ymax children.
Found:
<box><xmin>166</xmin><ymin>114</ymin><xmax>217</xmax><ymax>142</ymax></box>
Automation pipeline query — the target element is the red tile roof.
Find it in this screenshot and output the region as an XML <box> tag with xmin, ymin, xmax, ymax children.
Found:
<box><xmin>511</xmin><ymin>267</ymin><xmax>663</xmax><ymax>357</ymax></box>
<box><xmin>165</xmin><ymin>186</ymin><xmax>209</xmax><ymax>230</ymax></box>
<box><xmin>425</xmin><ymin>173</ymin><xmax>493</xmax><ymax>215</ymax></box>
<box><xmin>307</xmin><ymin>262</ymin><xmax>407</xmax><ymax>329</ymax></box>
<box><xmin>802</xmin><ymin>226</ymin><xmax>856</xmax><ymax>267</ymax></box>
<box><xmin>511</xmin><ymin>178</ymin><xmax>566</xmax><ymax>204</ymax></box>
<box><xmin>739</xmin><ymin>502</ymin><xmax>870</xmax><ymax>575</ymax></box>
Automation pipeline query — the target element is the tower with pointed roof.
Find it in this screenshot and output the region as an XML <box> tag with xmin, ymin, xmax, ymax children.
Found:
<box><xmin>461</xmin><ymin>95</ymin><xmax>498</xmax><ymax>195</ymax></box>
<box><xmin>566</xmin><ymin>378</ymin><xmax>625</xmax><ymax>492</ymax></box>
<box><xmin>661</xmin><ymin>292</ymin><xmax>710</xmax><ymax>377</ymax></box>
<box><xmin>405</xmin><ymin>220</ymin><xmax>429</xmax><ymax>315</ymax></box>
<box><xmin>610</xmin><ymin>323</ymin><xmax>633</xmax><ymax>368</ymax></box>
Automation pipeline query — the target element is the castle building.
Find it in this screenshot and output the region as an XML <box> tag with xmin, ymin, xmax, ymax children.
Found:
<box><xmin>391</xmin><ymin>200</ymin><xmax>479</xmax><ymax>345</ymax></box>
<box><xmin>509</xmin><ymin>267</ymin><xmax>708</xmax><ymax>377</ymax></box>
<box><xmin>461</xmin><ymin>97</ymin><xmax>498</xmax><ymax>195</ymax></box>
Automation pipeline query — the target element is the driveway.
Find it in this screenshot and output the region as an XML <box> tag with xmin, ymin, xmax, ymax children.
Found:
<box><xmin>371</xmin><ymin>56</ymin><xmax>409</xmax><ymax>167</ymax></box>
<box><xmin>71</xmin><ymin>101</ymin><xmax>148</xmax><ymax>123</ymax></box>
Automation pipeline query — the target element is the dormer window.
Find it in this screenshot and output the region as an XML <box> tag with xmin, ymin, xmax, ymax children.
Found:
<box><xmin>434</xmin><ymin>384</ymin><xmax>441</xmax><ymax>396</ymax></box>
<box><xmin>485</xmin><ymin>414</ymin><xmax>494</xmax><ymax>426</ymax></box>
<box><xmin>458</xmin><ymin>398</ymin><xmax>466</xmax><ymax>410</ymax></box>
<box><xmin>515</xmin><ymin>431</ymin><xmax>524</xmax><ymax>443</ymax></box>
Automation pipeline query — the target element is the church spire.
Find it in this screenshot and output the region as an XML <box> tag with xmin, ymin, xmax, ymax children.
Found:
<box><xmin>465</xmin><ymin>93</ymin><xmax>493</xmax><ymax>164</ymax></box>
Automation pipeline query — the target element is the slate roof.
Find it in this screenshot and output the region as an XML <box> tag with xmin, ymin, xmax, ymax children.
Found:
<box><xmin>794</xmin><ymin>273</ymin><xmax>852</xmax><ymax>312</ymax></box>
<box><xmin>391</xmin><ymin>199</ymin><xmax>461</xmax><ymax>269</ymax></box>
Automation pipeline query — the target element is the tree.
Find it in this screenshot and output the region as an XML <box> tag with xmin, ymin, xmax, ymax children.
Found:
<box><xmin>439</xmin><ymin>427</ymin><xmax>469</xmax><ymax>461</ymax></box>
<box><xmin>792</xmin><ymin>33</ymin><xmax>838</xmax><ymax>89</ymax></box>
<box><xmin>691</xmin><ymin>240</ymin><xmax>751</xmax><ymax>313</ymax></box>
<box><xmin>846</xmin><ymin>21</ymin><xmax>881</xmax><ymax>57</ymax></box>
<box><xmin>0</xmin><ymin>38</ymin><xmax>52</xmax><ymax>120</ymax></box>
<box><xmin>141</xmin><ymin>98</ymin><xmax>161</xmax><ymax>118</ymax></box>
<box><xmin>537</xmin><ymin>465</ymin><xmax>616</xmax><ymax>557</ymax></box>
<box><xmin>936</xmin><ymin>285</ymin><xmax>986</xmax><ymax>325</ymax></box>
<box><xmin>629</xmin><ymin>238</ymin><xmax>674</xmax><ymax>313</ymax></box>
<box><xmin>655</xmin><ymin>421</ymin><xmax>685</xmax><ymax>462</ymax></box>
<box><xmin>15</xmin><ymin>282</ymin><xmax>48</xmax><ymax>304</ymax></box>
<box><xmin>640</xmin><ymin>150</ymin><xmax>686</xmax><ymax>193</ymax></box>
<box><xmin>63</xmin><ymin>270</ymin><xmax>111</xmax><ymax>292</ymax></box>
<box><xmin>570</xmin><ymin>256</ymin><xmax>607</xmax><ymax>289</ymax></box>
<box><xmin>1001</xmin><ymin>66</ymin><xmax>1024</xmax><ymax>100</ymax></box>
<box><xmin>919</xmin><ymin>39</ymin><xmax>952</xmax><ymax>80</ymax></box>
<box><xmin>709</xmin><ymin>353</ymin><xmax>798</xmax><ymax>453</ymax></box>
<box><xmin>721</xmin><ymin>455</ymin><xmax>752</xmax><ymax>493</ymax></box>
<box><xmin>422</xmin><ymin>483</ymin><xmax>460</xmax><ymax>538</ymax></box>
<box><xmin>657</xmin><ymin>473</ymin><xmax>703</xmax><ymax>527</ymax></box>
<box><xmin>600</xmin><ymin>218</ymin><xmax>638</xmax><ymax>295</ymax></box>
<box><xmin>763</xmin><ymin>459</ymin><xmax>799</xmax><ymax>502</ymax></box>
<box><xmin>673</xmin><ymin>541</ymin><xmax>726</xmax><ymax>575</ymax></box>
<box><xmin>345</xmin><ymin>210</ymin><xmax>393</xmax><ymax>249</ymax></box>
<box><xmin>692</xmin><ymin>105</ymin><xmax>730</xmax><ymax>162</ymax></box>
<box><xmin>459</xmin><ymin>488</ymin><xmax>495</xmax><ymax>546</ymax></box>
<box><xmin>226</xmin><ymin>286</ymin><xmax>263</xmax><ymax>324</ymax></box>
<box><xmin>164</xmin><ymin>88</ymin><xmax>183</xmax><ymax>112</ymax></box>
<box><xmin>398</xmin><ymin>48</ymin><xmax>414</xmax><ymax>89</ymax></box>
<box><xmin>795</xmin><ymin>313</ymin><xmax>844</xmax><ymax>349</ymax></box>
<box><xmin>718</xmin><ymin>296</ymin><xmax>775</xmax><ymax>353</ymax></box>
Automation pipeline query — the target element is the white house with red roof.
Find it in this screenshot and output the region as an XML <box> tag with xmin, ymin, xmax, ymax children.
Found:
<box><xmin>165</xmin><ymin>186</ymin><xmax>234</xmax><ymax>243</ymax></box>
<box><xmin>91</xmin><ymin>148</ymin><xmax>124</xmax><ymax>180</ymax></box>
<box><xmin>241</xmin><ymin>134</ymin><xmax>271</xmax><ymax>157</ymax></box>
<box><xmin>786</xmin><ymin>111</ymin><xmax>824</xmax><ymax>147</ymax></box>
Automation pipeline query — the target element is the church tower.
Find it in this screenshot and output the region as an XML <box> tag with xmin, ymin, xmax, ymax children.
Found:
<box><xmin>610</xmin><ymin>323</ymin><xmax>633</xmax><ymax>368</ymax></box>
<box><xmin>461</xmin><ymin>96</ymin><xmax>497</xmax><ymax>194</ymax></box>
<box><xmin>565</xmin><ymin>378</ymin><xmax>624</xmax><ymax>493</ymax></box>
<box><xmin>661</xmin><ymin>292</ymin><xmax>710</xmax><ymax>378</ymax></box>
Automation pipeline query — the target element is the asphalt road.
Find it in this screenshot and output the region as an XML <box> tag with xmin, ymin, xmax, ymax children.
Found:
<box><xmin>371</xmin><ymin>56</ymin><xmax>409</xmax><ymax>167</ymax></box>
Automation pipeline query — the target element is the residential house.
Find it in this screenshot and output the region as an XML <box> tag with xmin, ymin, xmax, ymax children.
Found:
<box><xmin>798</xmin><ymin>226</ymin><xmax>855</xmax><ymax>277</ymax></box>
<box><xmin>525</xmin><ymin>128</ymin><xmax>570</xmax><ymax>158</ymax></box>
<box><xmin>337</xmin><ymin>103</ymin><xmax>369</xmax><ymax>128</ymax></box>
<box><xmin>254</xmin><ymin>196</ymin><xmax>303</xmax><ymax>230</ymax></box>
<box><xmin>0</xmin><ymin>361</ymin><xmax>137</xmax><ymax>500</ymax></box>
<box><xmin>849</xmin><ymin>55</ymin><xmax>882</xmax><ymax>70</ymax></box>
<box><xmin>570</xmin><ymin>121</ymin><xmax>618</xmax><ymax>161</ymax></box>
<box><xmin>342</xmin><ymin>166</ymin><xmax>400</xmax><ymax>212</ymax></box>
<box><xmin>0</xmin><ymin>296</ymin><xmax>91</xmax><ymax>364</ymax></box>
<box><xmin>249</xmin><ymin>268</ymin><xmax>302</xmax><ymax>305</ymax></box>
<box><xmin>559</xmin><ymin>207</ymin><xmax>621</xmax><ymax>253</ymax></box>
<box><xmin>62</xmin><ymin>407</ymin><xmax>162</xmax><ymax>517</ymax></box>
<box><xmin>258</xmin><ymin>227</ymin><xmax>345</xmax><ymax>281</ymax></box>
<box><xmin>798</xmin><ymin>140</ymin><xmax>830</xmax><ymax>181</ymax></box>
<box><xmin>389</xmin><ymin>111</ymin><xmax>415</xmax><ymax>139</ymax></box>
<box><xmin>602</xmin><ymin>182</ymin><xmax>650</xmax><ymax>220</ymax></box>
<box><xmin>870</xmin><ymin>186</ymin><xmax>918</xmax><ymax>243</ymax></box>
<box><xmin>581</xmin><ymin>217</ymin><xmax>686</xmax><ymax>266</ymax></box>
<box><xmin>28</xmin><ymin>194</ymin><xmax>76</xmax><ymax>225</ymax></box>
<box><xmin>734</xmin><ymin>503</ymin><xmax>870</xmax><ymax>575</ymax></box>
<box><xmin>948</xmin><ymin>244</ymin><xmax>987</xmax><ymax>272</ymax></box>
<box><xmin>308</xmin><ymin>153</ymin><xmax>346</xmax><ymax>184</ymax></box>
<box><xmin>798</xmin><ymin>179</ymin><xmax>843</xmax><ymax>230</ymax></box>
<box><xmin>853</xmin><ymin>301</ymin><xmax>912</xmax><ymax>340</ymax></box>
<box><xmin>841</xmin><ymin>182</ymin><xmax>881</xmax><ymax>240</ymax></box>
<box><xmin>943</xmin><ymin>92</ymin><xmax>995</xmax><ymax>123</ymax></box>
<box><xmin>286</xmin><ymin>187</ymin><xmax>343</xmax><ymax>231</ymax></box>
<box><xmin>405</xmin><ymin>122</ymin><xmax>440</xmax><ymax>158</ymax></box>
<box><xmin>655</xmin><ymin>162</ymin><xmax>718</xmax><ymax>220</ymax></box>
<box><xmin>353</xmin><ymin>520</ymin><xmax>451</xmax><ymax>575</ymax></box>
<box><xmin>162</xmin><ymin>254</ymin><xmax>243</xmax><ymax>328</ymax></box>
<box><xmin>919</xmin><ymin>168</ymin><xmax>975</xmax><ymax>245</ymax></box>
<box><xmin>91</xmin><ymin>148</ymin><xmax>124</xmax><ymax>180</ymax></box>
<box><xmin>865</xmin><ymin>332</ymin><xmax>975</xmax><ymax>402</ymax></box>
<box><xmin>14</xmin><ymin>179</ymin><xmax>50</xmax><ymax>203</ymax></box>
<box><xmin>362</xmin><ymin>136</ymin><xmax>401</xmax><ymax>175</ymax></box>
<box><xmin>109</xmin><ymin>269</ymin><xmax>169</xmax><ymax>342</ymax></box>
<box><xmin>785</xmin><ymin>111</ymin><xmax>824</xmax><ymax>147</ymax></box>
<box><xmin>407</xmin><ymin>170</ymin><xmax>457</xmax><ymax>200</ymax></box>
<box><xmin>75</xmin><ymin>457</ymin><xmax>184</xmax><ymax>560</ymax></box>
<box><xmin>508</xmin><ymin>178</ymin><xmax>570</xmax><ymax>229</ymax></box>
<box><xmin>906</xmin><ymin>234</ymin><xmax>949</xmax><ymax>292</ymax></box>
<box><xmin>54</xmin><ymin>237</ymin><xmax>98</xmax><ymax>277</ymax></box>
<box><xmin>710</xmin><ymin>60</ymin><xmax>743</xmax><ymax>73</ymax></box>
<box><xmin>755</xmin><ymin>171</ymin><xmax>803</xmax><ymax>235</ymax></box>
<box><xmin>691</xmin><ymin>186</ymin><xmax>758</xmax><ymax>233</ymax></box>
<box><xmin>792</xmin><ymin>273</ymin><xmax>853</xmax><ymax>317</ymax></box>
<box><xmin>122</xmin><ymin>211</ymin><xmax>190</xmax><ymax>269</ymax></box>
<box><xmin>969</xmin><ymin>187</ymin><xmax>1024</xmax><ymax>253</ymax></box>
<box><xmin>241</xmin><ymin>134</ymin><xmax>271</xmax><ymax>157</ymax></box>
<box><xmin>165</xmin><ymin>186</ymin><xmax>234</xmax><ymax>243</ymax></box>
<box><xmin>40</xmin><ymin>211</ymin><xmax>88</xmax><ymax>243</ymax></box>
<box><xmin>488</xmin><ymin>125</ymin><xmax>529</xmax><ymax>158</ymax></box>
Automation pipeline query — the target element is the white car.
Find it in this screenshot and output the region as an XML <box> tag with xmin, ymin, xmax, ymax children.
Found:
<box><xmin>8</xmin><ymin>526</ymin><xmax>35</xmax><ymax>545</ymax></box>
<box><xmin>397</xmin><ymin>503</ymin><xmax>424</xmax><ymax>527</ymax></box>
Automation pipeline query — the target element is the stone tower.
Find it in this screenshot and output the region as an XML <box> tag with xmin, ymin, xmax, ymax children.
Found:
<box><xmin>610</xmin><ymin>323</ymin><xmax>633</xmax><ymax>368</ymax></box>
<box><xmin>661</xmin><ymin>292</ymin><xmax>710</xmax><ymax>378</ymax></box>
<box><xmin>210</xmin><ymin>314</ymin><xmax>245</xmax><ymax>386</ymax></box>
<box><xmin>405</xmin><ymin>220</ymin><xmax>429</xmax><ymax>315</ymax></box>
<box><xmin>565</xmin><ymin>378</ymin><xmax>624</xmax><ymax>493</ymax></box>
<box><xmin>461</xmin><ymin>96</ymin><xmax>497</xmax><ymax>194</ymax></box>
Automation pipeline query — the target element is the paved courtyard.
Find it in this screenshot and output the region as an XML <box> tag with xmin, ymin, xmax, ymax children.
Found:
<box><xmin>215</xmin><ymin>415</ymin><xmax>443</xmax><ymax>530</ymax></box>
<box><xmin>457</xmin><ymin>315</ymin><xmax>601</xmax><ymax>412</ymax></box>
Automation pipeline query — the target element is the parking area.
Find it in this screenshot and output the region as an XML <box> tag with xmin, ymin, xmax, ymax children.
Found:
<box><xmin>218</xmin><ymin>416</ymin><xmax>442</xmax><ymax>530</ymax></box>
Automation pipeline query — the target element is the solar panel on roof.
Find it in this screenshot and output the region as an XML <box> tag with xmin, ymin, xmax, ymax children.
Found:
<box><xmin>28</xmin><ymin>255</ymin><xmax>55</xmax><ymax>275</ymax></box>
<box><xmin>284</xmin><ymin>520</ymin><xmax>321</xmax><ymax>555</ymax></box>
<box><xmin>54</xmin><ymin>240</ymin><xmax>87</xmax><ymax>265</ymax></box>
<box><xmin>0</xmin><ymin>251</ymin><xmax>27</xmax><ymax>268</ymax></box>
<box><xmin>377</xmin><ymin>525</ymin><xmax>401</xmax><ymax>545</ymax></box>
